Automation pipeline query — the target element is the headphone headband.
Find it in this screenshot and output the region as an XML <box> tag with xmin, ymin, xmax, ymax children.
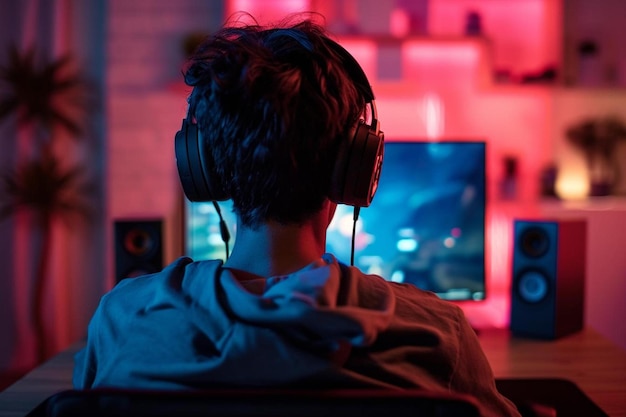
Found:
<box><xmin>175</xmin><ymin>35</ymin><xmax>384</xmax><ymax>207</ymax></box>
<box><xmin>323</xmin><ymin>37</ymin><xmax>375</xmax><ymax>103</ymax></box>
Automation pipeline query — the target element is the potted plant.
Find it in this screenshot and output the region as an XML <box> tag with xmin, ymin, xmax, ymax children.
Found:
<box><xmin>565</xmin><ymin>116</ymin><xmax>626</xmax><ymax>196</ymax></box>
<box><xmin>0</xmin><ymin>45</ymin><xmax>95</xmax><ymax>363</ymax></box>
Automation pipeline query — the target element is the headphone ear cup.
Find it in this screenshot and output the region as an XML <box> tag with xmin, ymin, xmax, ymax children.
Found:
<box><xmin>330</xmin><ymin>121</ymin><xmax>384</xmax><ymax>207</ymax></box>
<box><xmin>175</xmin><ymin>119</ymin><xmax>229</xmax><ymax>202</ymax></box>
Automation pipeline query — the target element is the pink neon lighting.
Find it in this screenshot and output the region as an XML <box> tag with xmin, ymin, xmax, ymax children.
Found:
<box><xmin>428</xmin><ymin>0</ymin><xmax>553</xmax><ymax>74</ymax></box>
<box><xmin>421</xmin><ymin>93</ymin><xmax>445</xmax><ymax>139</ymax></box>
<box><xmin>487</xmin><ymin>211</ymin><xmax>512</xmax><ymax>293</ymax></box>
<box><xmin>401</xmin><ymin>40</ymin><xmax>484</xmax><ymax>89</ymax></box>
<box><xmin>389</xmin><ymin>8</ymin><xmax>411</xmax><ymax>38</ymax></box>
<box><xmin>404</xmin><ymin>43</ymin><xmax>480</xmax><ymax>63</ymax></box>
<box><xmin>229</xmin><ymin>0</ymin><xmax>310</xmax><ymax>23</ymax></box>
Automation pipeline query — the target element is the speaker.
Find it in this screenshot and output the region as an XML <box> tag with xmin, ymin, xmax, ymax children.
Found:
<box><xmin>114</xmin><ymin>219</ymin><xmax>164</xmax><ymax>283</ymax></box>
<box><xmin>510</xmin><ymin>219</ymin><xmax>587</xmax><ymax>339</ymax></box>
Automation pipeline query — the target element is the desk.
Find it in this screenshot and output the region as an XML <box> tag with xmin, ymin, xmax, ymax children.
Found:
<box><xmin>479</xmin><ymin>327</ymin><xmax>626</xmax><ymax>416</ymax></box>
<box><xmin>0</xmin><ymin>328</ymin><xmax>625</xmax><ymax>417</ymax></box>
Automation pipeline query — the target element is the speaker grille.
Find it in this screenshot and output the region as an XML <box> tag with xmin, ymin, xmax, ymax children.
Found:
<box><xmin>518</xmin><ymin>226</ymin><xmax>550</xmax><ymax>258</ymax></box>
<box><xmin>515</xmin><ymin>269</ymin><xmax>550</xmax><ymax>303</ymax></box>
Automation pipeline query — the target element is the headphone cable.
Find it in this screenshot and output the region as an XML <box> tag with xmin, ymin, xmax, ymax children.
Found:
<box><xmin>212</xmin><ymin>201</ymin><xmax>231</xmax><ymax>260</ymax></box>
<box><xmin>350</xmin><ymin>206</ymin><xmax>360</xmax><ymax>266</ymax></box>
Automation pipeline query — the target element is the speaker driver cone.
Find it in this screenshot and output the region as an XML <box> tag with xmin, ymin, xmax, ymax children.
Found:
<box><xmin>516</xmin><ymin>270</ymin><xmax>549</xmax><ymax>303</ymax></box>
<box><xmin>124</xmin><ymin>229</ymin><xmax>156</xmax><ymax>257</ymax></box>
<box><xmin>519</xmin><ymin>227</ymin><xmax>550</xmax><ymax>258</ymax></box>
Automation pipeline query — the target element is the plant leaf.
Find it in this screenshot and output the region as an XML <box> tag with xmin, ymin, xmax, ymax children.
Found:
<box><xmin>0</xmin><ymin>44</ymin><xmax>91</xmax><ymax>137</ymax></box>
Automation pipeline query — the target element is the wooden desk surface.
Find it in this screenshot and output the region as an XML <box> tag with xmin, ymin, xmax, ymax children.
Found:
<box><xmin>0</xmin><ymin>341</ymin><xmax>79</xmax><ymax>417</ymax></box>
<box><xmin>480</xmin><ymin>327</ymin><xmax>626</xmax><ymax>416</ymax></box>
<box><xmin>0</xmin><ymin>328</ymin><xmax>625</xmax><ymax>417</ymax></box>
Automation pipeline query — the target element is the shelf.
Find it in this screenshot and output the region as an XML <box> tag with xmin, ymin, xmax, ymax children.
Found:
<box><xmin>540</xmin><ymin>196</ymin><xmax>626</xmax><ymax>211</ymax></box>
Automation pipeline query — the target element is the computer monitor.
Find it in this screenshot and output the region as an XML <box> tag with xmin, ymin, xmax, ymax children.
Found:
<box><xmin>184</xmin><ymin>140</ymin><xmax>487</xmax><ymax>302</ymax></box>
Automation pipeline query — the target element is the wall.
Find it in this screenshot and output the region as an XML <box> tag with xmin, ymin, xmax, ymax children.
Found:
<box><xmin>540</xmin><ymin>200</ymin><xmax>626</xmax><ymax>350</ymax></box>
<box><xmin>106</xmin><ymin>0</ymin><xmax>224</xmax><ymax>285</ymax></box>
<box><xmin>562</xmin><ymin>0</ymin><xmax>626</xmax><ymax>87</ymax></box>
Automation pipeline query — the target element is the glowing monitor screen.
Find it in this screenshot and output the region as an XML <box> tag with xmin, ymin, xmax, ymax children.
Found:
<box><xmin>184</xmin><ymin>141</ymin><xmax>486</xmax><ymax>302</ymax></box>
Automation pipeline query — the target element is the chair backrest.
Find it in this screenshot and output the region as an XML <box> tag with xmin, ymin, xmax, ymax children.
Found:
<box><xmin>28</xmin><ymin>388</ymin><xmax>482</xmax><ymax>417</ymax></box>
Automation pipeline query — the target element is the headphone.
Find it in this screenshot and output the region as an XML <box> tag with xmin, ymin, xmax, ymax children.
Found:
<box><xmin>175</xmin><ymin>37</ymin><xmax>384</xmax><ymax>208</ymax></box>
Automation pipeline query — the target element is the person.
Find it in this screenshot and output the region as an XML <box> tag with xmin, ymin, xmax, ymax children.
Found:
<box><xmin>73</xmin><ymin>15</ymin><xmax>521</xmax><ymax>417</ymax></box>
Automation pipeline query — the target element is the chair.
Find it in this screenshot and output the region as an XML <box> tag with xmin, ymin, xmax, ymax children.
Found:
<box><xmin>27</xmin><ymin>388</ymin><xmax>482</xmax><ymax>417</ymax></box>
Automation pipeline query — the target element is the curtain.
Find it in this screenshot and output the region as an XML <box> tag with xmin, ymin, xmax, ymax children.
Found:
<box><xmin>0</xmin><ymin>0</ymin><xmax>107</xmax><ymax>373</ymax></box>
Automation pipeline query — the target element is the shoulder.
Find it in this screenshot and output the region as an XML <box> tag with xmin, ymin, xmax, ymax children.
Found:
<box><xmin>107</xmin><ymin>257</ymin><xmax>191</xmax><ymax>295</ymax></box>
<box><xmin>100</xmin><ymin>257</ymin><xmax>223</xmax><ymax>312</ymax></box>
<box><xmin>335</xmin><ymin>258</ymin><xmax>465</xmax><ymax>329</ymax></box>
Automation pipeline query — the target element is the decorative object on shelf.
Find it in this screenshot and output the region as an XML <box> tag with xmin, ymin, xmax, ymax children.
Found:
<box><xmin>0</xmin><ymin>44</ymin><xmax>96</xmax><ymax>364</ymax></box>
<box><xmin>520</xmin><ymin>66</ymin><xmax>558</xmax><ymax>84</ymax></box>
<box><xmin>464</xmin><ymin>10</ymin><xmax>483</xmax><ymax>36</ymax></box>
<box><xmin>539</xmin><ymin>163</ymin><xmax>558</xmax><ymax>198</ymax></box>
<box><xmin>392</xmin><ymin>0</ymin><xmax>428</xmax><ymax>36</ymax></box>
<box><xmin>577</xmin><ymin>39</ymin><xmax>603</xmax><ymax>86</ymax></box>
<box><xmin>499</xmin><ymin>155</ymin><xmax>518</xmax><ymax>200</ymax></box>
<box><xmin>565</xmin><ymin>116</ymin><xmax>626</xmax><ymax>196</ymax></box>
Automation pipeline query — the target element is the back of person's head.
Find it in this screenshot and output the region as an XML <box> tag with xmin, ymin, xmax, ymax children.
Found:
<box><xmin>183</xmin><ymin>14</ymin><xmax>372</xmax><ymax>228</ymax></box>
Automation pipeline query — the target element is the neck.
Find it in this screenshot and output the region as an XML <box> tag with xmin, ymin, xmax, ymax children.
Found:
<box><xmin>224</xmin><ymin>206</ymin><xmax>334</xmax><ymax>278</ymax></box>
